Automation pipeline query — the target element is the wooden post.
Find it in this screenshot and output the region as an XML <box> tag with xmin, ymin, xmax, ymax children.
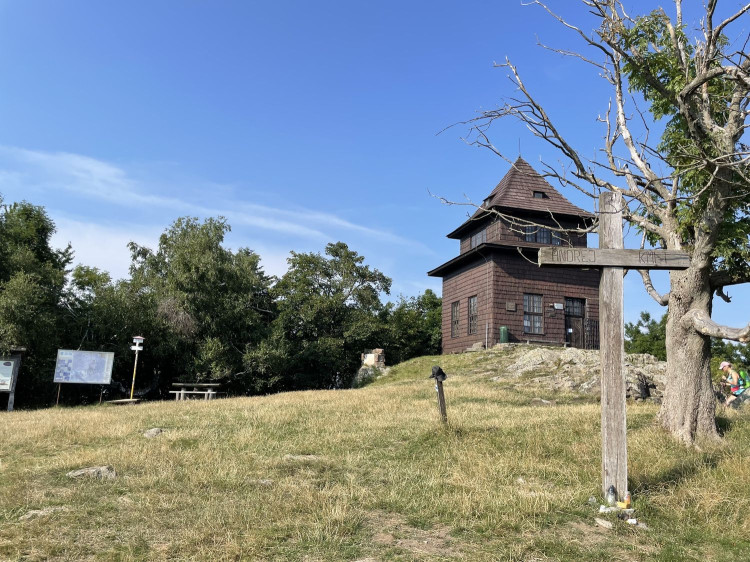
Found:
<box><xmin>430</xmin><ymin>366</ymin><xmax>448</xmax><ymax>424</ymax></box>
<box><xmin>537</xmin><ymin>193</ymin><xmax>690</xmax><ymax>501</ymax></box>
<box><xmin>56</xmin><ymin>383</ymin><xmax>62</xmax><ymax>407</ymax></box>
<box><xmin>129</xmin><ymin>348</ymin><xmax>139</xmax><ymax>400</ymax></box>
<box><xmin>436</xmin><ymin>379</ymin><xmax>447</xmax><ymax>423</ymax></box>
<box><xmin>599</xmin><ymin>191</ymin><xmax>628</xmax><ymax>500</ymax></box>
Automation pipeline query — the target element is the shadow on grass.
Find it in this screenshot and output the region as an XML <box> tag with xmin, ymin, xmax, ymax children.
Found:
<box><xmin>630</xmin><ymin>452</ymin><xmax>722</xmax><ymax>494</ymax></box>
<box><xmin>715</xmin><ymin>414</ymin><xmax>734</xmax><ymax>436</ymax></box>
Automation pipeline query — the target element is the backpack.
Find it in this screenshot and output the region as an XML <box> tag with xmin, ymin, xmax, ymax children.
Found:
<box><xmin>739</xmin><ymin>370</ymin><xmax>750</xmax><ymax>389</ymax></box>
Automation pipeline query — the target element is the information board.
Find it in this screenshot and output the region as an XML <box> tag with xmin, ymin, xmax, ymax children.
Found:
<box><xmin>53</xmin><ymin>350</ymin><xmax>115</xmax><ymax>385</ymax></box>
<box><xmin>0</xmin><ymin>359</ymin><xmax>16</xmax><ymax>392</ymax></box>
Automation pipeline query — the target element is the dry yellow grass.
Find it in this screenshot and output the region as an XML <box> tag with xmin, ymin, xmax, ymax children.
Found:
<box><xmin>1</xmin><ymin>348</ymin><xmax>748</xmax><ymax>561</ymax></box>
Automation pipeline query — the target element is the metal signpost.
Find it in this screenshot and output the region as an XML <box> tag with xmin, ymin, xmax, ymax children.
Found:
<box><xmin>129</xmin><ymin>336</ymin><xmax>144</xmax><ymax>400</ymax></box>
<box><xmin>538</xmin><ymin>192</ymin><xmax>690</xmax><ymax>500</ymax></box>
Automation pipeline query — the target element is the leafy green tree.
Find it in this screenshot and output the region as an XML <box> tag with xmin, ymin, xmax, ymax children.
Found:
<box><xmin>0</xmin><ymin>200</ymin><xmax>72</xmax><ymax>406</ymax></box>
<box><xmin>127</xmin><ymin>217</ymin><xmax>274</xmax><ymax>391</ymax></box>
<box><xmin>246</xmin><ymin>242</ymin><xmax>390</xmax><ymax>391</ymax></box>
<box><xmin>460</xmin><ymin>1</ymin><xmax>750</xmax><ymax>444</ymax></box>
<box><xmin>61</xmin><ymin>265</ymin><xmax>163</xmax><ymax>401</ymax></box>
<box><xmin>709</xmin><ymin>338</ymin><xmax>750</xmax><ymax>383</ymax></box>
<box><xmin>624</xmin><ymin>312</ymin><xmax>667</xmax><ymax>361</ymax></box>
<box><xmin>383</xmin><ymin>289</ymin><xmax>442</xmax><ymax>364</ymax></box>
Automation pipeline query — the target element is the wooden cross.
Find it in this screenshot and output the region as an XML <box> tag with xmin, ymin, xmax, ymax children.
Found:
<box><xmin>538</xmin><ymin>192</ymin><xmax>689</xmax><ymax>500</ymax></box>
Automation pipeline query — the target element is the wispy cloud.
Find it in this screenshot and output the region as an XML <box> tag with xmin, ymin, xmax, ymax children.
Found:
<box><xmin>51</xmin><ymin>217</ymin><xmax>161</xmax><ymax>281</ymax></box>
<box><xmin>0</xmin><ymin>146</ymin><xmax>428</xmax><ymax>250</ymax></box>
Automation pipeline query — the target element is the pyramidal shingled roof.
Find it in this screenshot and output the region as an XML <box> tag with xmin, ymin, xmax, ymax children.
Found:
<box><xmin>447</xmin><ymin>157</ymin><xmax>593</xmax><ymax>238</ymax></box>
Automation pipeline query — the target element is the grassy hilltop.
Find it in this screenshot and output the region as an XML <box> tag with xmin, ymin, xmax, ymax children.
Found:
<box><xmin>1</xmin><ymin>347</ymin><xmax>749</xmax><ymax>561</ymax></box>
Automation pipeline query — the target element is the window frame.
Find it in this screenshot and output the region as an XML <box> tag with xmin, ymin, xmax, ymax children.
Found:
<box><xmin>564</xmin><ymin>297</ymin><xmax>585</xmax><ymax>318</ymax></box>
<box><xmin>470</xmin><ymin>229</ymin><xmax>486</xmax><ymax>249</ymax></box>
<box><xmin>451</xmin><ymin>301</ymin><xmax>460</xmax><ymax>338</ymax></box>
<box><xmin>468</xmin><ymin>295</ymin><xmax>478</xmax><ymax>335</ymax></box>
<box><xmin>523</xmin><ymin>293</ymin><xmax>544</xmax><ymax>334</ymax></box>
<box><xmin>524</xmin><ymin>226</ymin><xmax>561</xmax><ymax>246</ymax></box>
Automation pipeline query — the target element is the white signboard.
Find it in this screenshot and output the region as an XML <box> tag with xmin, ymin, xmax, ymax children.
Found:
<box><xmin>53</xmin><ymin>350</ymin><xmax>115</xmax><ymax>385</ymax></box>
<box><xmin>0</xmin><ymin>360</ymin><xmax>15</xmax><ymax>392</ymax></box>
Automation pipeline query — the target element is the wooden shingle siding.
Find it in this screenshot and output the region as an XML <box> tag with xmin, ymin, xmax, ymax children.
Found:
<box><xmin>432</xmin><ymin>157</ymin><xmax>600</xmax><ymax>354</ymax></box>
<box><xmin>440</xmin><ymin>255</ymin><xmax>599</xmax><ymax>354</ymax></box>
<box><xmin>441</xmin><ymin>260</ymin><xmax>494</xmax><ymax>352</ymax></box>
<box><xmin>461</xmin><ymin>216</ymin><xmax>588</xmax><ymax>252</ymax></box>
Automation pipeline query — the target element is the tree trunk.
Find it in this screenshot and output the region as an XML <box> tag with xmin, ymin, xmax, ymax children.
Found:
<box><xmin>658</xmin><ymin>267</ymin><xmax>720</xmax><ymax>445</ymax></box>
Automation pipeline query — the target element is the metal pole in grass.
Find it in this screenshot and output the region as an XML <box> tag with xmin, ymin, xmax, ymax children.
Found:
<box><xmin>129</xmin><ymin>336</ymin><xmax>144</xmax><ymax>400</ymax></box>
<box><xmin>430</xmin><ymin>366</ymin><xmax>448</xmax><ymax>423</ymax></box>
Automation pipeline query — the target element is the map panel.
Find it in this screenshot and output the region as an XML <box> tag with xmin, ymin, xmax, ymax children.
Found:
<box><xmin>0</xmin><ymin>360</ymin><xmax>15</xmax><ymax>392</ymax></box>
<box><xmin>53</xmin><ymin>350</ymin><xmax>115</xmax><ymax>385</ymax></box>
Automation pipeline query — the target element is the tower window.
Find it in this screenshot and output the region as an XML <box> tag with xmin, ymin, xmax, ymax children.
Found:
<box><xmin>470</xmin><ymin>229</ymin><xmax>486</xmax><ymax>248</ymax></box>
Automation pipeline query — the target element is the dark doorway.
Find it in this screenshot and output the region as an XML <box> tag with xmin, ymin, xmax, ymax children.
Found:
<box><xmin>565</xmin><ymin>298</ymin><xmax>585</xmax><ymax>348</ymax></box>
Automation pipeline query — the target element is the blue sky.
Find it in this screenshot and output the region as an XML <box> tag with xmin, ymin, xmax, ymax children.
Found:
<box><xmin>0</xmin><ymin>0</ymin><xmax>747</xmax><ymax>328</ymax></box>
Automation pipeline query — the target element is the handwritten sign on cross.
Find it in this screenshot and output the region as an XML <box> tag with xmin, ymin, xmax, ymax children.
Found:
<box><xmin>538</xmin><ymin>192</ymin><xmax>689</xmax><ymax>499</ymax></box>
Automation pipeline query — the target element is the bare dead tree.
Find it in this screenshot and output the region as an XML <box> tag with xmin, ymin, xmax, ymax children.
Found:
<box><xmin>449</xmin><ymin>0</ymin><xmax>750</xmax><ymax>445</ymax></box>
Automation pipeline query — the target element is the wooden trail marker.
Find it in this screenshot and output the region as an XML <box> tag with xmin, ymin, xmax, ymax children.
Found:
<box><xmin>430</xmin><ymin>366</ymin><xmax>448</xmax><ymax>424</ymax></box>
<box><xmin>538</xmin><ymin>192</ymin><xmax>690</xmax><ymax>500</ymax></box>
<box><xmin>538</xmin><ymin>248</ymin><xmax>690</xmax><ymax>270</ymax></box>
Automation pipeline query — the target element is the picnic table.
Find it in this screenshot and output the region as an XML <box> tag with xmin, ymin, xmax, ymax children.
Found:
<box><xmin>169</xmin><ymin>383</ymin><xmax>223</xmax><ymax>401</ymax></box>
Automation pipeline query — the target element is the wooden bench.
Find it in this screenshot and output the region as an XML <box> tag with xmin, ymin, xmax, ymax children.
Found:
<box><xmin>169</xmin><ymin>383</ymin><xmax>223</xmax><ymax>401</ymax></box>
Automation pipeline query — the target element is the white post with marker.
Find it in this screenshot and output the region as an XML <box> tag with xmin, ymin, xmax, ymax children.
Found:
<box><xmin>129</xmin><ymin>336</ymin><xmax>144</xmax><ymax>400</ymax></box>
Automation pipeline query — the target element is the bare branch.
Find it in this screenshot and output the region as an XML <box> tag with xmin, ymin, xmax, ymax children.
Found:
<box><xmin>527</xmin><ymin>0</ymin><xmax>614</xmax><ymax>59</ymax></box>
<box><xmin>712</xmin><ymin>3</ymin><xmax>750</xmax><ymax>44</ymax></box>
<box><xmin>516</xmin><ymin>247</ymin><xmax>539</xmax><ymax>266</ymax></box>
<box><xmin>710</xmin><ymin>270</ymin><xmax>750</xmax><ymax>290</ymax></box>
<box><xmin>682</xmin><ymin>308</ymin><xmax>750</xmax><ymax>343</ymax></box>
<box><xmin>715</xmin><ymin>286</ymin><xmax>732</xmax><ymax>303</ymax></box>
<box><xmin>638</xmin><ymin>269</ymin><xmax>670</xmax><ymax>305</ymax></box>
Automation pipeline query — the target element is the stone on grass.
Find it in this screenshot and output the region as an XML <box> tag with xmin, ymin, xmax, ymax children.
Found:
<box><xmin>530</xmin><ymin>398</ymin><xmax>555</xmax><ymax>407</ymax></box>
<box><xmin>143</xmin><ymin>427</ymin><xmax>164</xmax><ymax>438</ymax></box>
<box><xmin>66</xmin><ymin>465</ymin><xmax>116</xmax><ymax>480</ymax></box>
<box><xmin>19</xmin><ymin>506</ymin><xmax>69</xmax><ymax>521</ymax></box>
<box><xmin>594</xmin><ymin>517</ymin><xmax>613</xmax><ymax>529</ymax></box>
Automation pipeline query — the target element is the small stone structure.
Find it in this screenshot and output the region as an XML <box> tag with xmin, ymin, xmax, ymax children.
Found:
<box><xmin>361</xmin><ymin>349</ymin><xmax>385</xmax><ymax>368</ymax></box>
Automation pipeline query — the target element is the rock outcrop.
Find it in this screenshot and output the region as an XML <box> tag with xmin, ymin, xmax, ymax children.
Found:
<box><xmin>496</xmin><ymin>345</ymin><xmax>666</xmax><ymax>402</ymax></box>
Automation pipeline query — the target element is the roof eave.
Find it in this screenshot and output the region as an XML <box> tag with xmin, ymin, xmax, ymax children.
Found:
<box><xmin>427</xmin><ymin>243</ymin><xmax>540</xmax><ymax>277</ymax></box>
<box><xmin>445</xmin><ymin>207</ymin><xmax>594</xmax><ymax>239</ymax></box>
